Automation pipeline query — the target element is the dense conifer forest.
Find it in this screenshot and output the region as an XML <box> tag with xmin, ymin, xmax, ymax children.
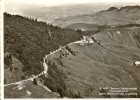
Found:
<box><xmin>4</xmin><ymin>12</ymin><xmax>83</xmax><ymax>75</ymax></box>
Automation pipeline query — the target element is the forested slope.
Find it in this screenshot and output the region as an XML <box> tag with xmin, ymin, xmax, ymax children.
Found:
<box><xmin>4</xmin><ymin>13</ymin><xmax>83</xmax><ymax>76</ymax></box>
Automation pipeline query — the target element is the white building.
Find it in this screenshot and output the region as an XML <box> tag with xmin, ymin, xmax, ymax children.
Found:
<box><xmin>134</xmin><ymin>61</ymin><xmax>140</xmax><ymax>66</ymax></box>
<box><xmin>79</xmin><ymin>36</ymin><xmax>93</xmax><ymax>45</ymax></box>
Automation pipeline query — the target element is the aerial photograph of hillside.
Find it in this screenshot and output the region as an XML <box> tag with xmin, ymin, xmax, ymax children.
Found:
<box><xmin>4</xmin><ymin>0</ymin><xmax>140</xmax><ymax>98</ymax></box>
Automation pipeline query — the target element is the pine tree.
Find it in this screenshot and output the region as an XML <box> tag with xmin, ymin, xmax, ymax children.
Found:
<box><xmin>33</xmin><ymin>78</ymin><xmax>37</xmax><ymax>85</ymax></box>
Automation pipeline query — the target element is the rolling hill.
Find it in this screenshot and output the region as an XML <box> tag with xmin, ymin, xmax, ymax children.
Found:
<box><xmin>52</xmin><ymin>5</ymin><xmax>140</xmax><ymax>28</ymax></box>
<box><xmin>6</xmin><ymin>3</ymin><xmax>125</xmax><ymax>23</ymax></box>
<box><xmin>66</xmin><ymin>23</ymin><xmax>98</xmax><ymax>31</ymax></box>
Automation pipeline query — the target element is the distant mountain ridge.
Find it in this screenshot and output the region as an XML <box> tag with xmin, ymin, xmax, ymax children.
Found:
<box><xmin>52</xmin><ymin>5</ymin><xmax>140</xmax><ymax>27</ymax></box>
<box><xmin>118</xmin><ymin>5</ymin><xmax>140</xmax><ymax>11</ymax></box>
<box><xmin>66</xmin><ymin>23</ymin><xmax>98</xmax><ymax>31</ymax></box>
<box><xmin>6</xmin><ymin>3</ymin><xmax>124</xmax><ymax>23</ymax></box>
<box><xmin>12</xmin><ymin>4</ymin><xmax>101</xmax><ymax>23</ymax></box>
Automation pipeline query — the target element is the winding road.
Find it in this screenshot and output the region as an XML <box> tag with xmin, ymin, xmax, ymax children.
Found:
<box><xmin>4</xmin><ymin>39</ymin><xmax>85</xmax><ymax>97</ymax></box>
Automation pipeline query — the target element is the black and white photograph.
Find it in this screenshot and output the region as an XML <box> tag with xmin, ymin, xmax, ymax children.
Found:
<box><xmin>3</xmin><ymin>0</ymin><xmax>140</xmax><ymax>98</ymax></box>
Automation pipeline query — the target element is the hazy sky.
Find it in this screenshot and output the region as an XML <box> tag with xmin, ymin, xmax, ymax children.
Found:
<box><xmin>4</xmin><ymin>0</ymin><xmax>140</xmax><ymax>7</ymax></box>
<box><xmin>4</xmin><ymin>0</ymin><xmax>140</xmax><ymax>22</ymax></box>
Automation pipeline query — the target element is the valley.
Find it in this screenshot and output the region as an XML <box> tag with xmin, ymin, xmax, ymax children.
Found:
<box><xmin>52</xmin><ymin>6</ymin><xmax>140</xmax><ymax>28</ymax></box>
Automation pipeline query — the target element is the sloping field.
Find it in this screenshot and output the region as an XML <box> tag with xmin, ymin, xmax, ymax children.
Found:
<box><xmin>5</xmin><ymin>27</ymin><xmax>140</xmax><ymax>98</ymax></box>
<box><xmin>5</xmin><ymin>81</ymin><xmax>59</xmax><ymax>98</ymax></box>
<box><xmin>4</xmin><ymin>55</ymin><xmax>25</xmax><ymax>84</ymax></box>
<box><xmin>47</xmin><ymin>27</ymin><xmax>140</xmax><ymax>98</ymax></box>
